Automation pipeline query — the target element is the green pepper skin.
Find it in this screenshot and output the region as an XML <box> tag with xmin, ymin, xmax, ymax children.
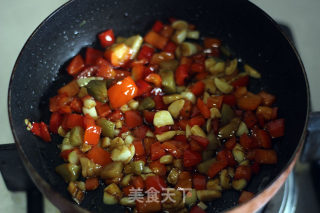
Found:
<box><xmin>159</xmin><ymin>69</ymin><xmax>176</xmax><ymax>94</ymax></box>
<box><xmin>69</xmin><ymin>126</ymin><xmax>84</xmax><ymax>146</ymax></box>
<box><xmin>55</xmin><ymin>163</ymin><xmax>80</xmax><ymax>182</ymax></box>
<box><xmin>85</xmin><ymin>80</ymin><xmax>108</xmax><ymax>103</ymax></box>
<box><xmin>96</xmin><ymin>118</ymin><xmax>115</xmax><ymax>138</ymax></box>
<box><xmin>138</xmin><ymin>97</ymin><xmax>155</xmax><ymax>111</ymax></box>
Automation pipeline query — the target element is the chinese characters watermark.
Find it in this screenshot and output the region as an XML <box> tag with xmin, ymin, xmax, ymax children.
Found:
<box><xmin>128</xmin><ymin>187</ymin><xmax>193</xmax><ymax>203</ymax></box>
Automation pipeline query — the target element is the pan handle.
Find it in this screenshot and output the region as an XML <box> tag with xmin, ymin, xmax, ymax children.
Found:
<box><xmin>300</xmin><ymin>112</ymin><xmax>320</xmax><ymax>162</ymax></box>
<box><xmin>0</xmin><ymin>144</ymin><xmax>43</xmax><ymax>213</ymax></box>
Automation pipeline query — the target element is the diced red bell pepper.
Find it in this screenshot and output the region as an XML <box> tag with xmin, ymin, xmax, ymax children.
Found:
<box><xmin>254</xmin><ymin>149</ymin><xmax>278</xmax><ymax>164</ymax></box>
<box><xmin>98</xmin><ymin>29</ymin><xmax>115</xmax><ymax>48</ymax></box>
<box><xmin>31</xmin><ymin>122</ymin><xmax>51</xmax><ymax>142</ymax></box>
<box><xmin>67</xmin><ymin>54</ymin><xmax>85</xmax><ymax>76</ymax></box>
<box><xmin>237</xmin><ymin>93</ymin><xmax>262</xmax><ymax>111</ymax></box>
<box><xmin>180</xmin><ymin>100</ymin><xmax>192</xmax><ymax>119</ymax></box>
<box><xmin>95</xmin><ymin>101</ymin><xmax>112</xmax><ymax>117</ymax></box>
<box><xmin>149</xmin><ymin>160</ymin><xmax>167</xmax><ymax>176</ymax></box>
<box><xmin>160</xmin><ymin>25</ymin><xmax>174</xmax><ymax>38</ymax></box>
<box><xmin>195</xmin><ymin>72</ymin><xmax>208</xmax><ymax>81</ymax></box>
<box><xmin>234</xmin><ymin>165</ymin><xmax>252</xmax><ymax>181</ymax></box>
<box><xmin>133</xmin><ymin>140</ymin><xmax>145</xmax><ymax>157</ymax></box>
<box><xmin>143</xmin><ymin>110</ymin><xmax>155</xmax><ymax>124</ymax></box>
<box><xmin>255</xmin><ymin>129</ymin><xmax>272</xmax><ymax>148</ymax></box>
<box><xmin>145</xmin><ymin>175</ymin><xmax>167</xmax><ymax>191</ymax></box>
<box><xmin>161</xmin><ymin>141</ymin><xmax>183</xmax><ymax>158</ymax></box>
<box><xmin>124</xmin><ymin>110</ymin><xmax>143</xmax><ymax>129</ymax></box>
<box><xmin>49</xmin><ymin>94</ymin><xmax>71</xmax><ymax>113</ymax></box>
<box><xmin>40</xmin><ymin>122</ymin><xmax>51</xmax><ymax>142</ymax></box>
<box><xmin>190</xmin><ymin>140</ymin><xmax>203</xmax><ymax>152</ymax></box>
<box><xmin>154</xmin><ymin>125</ymin><xmax>171</xmax><ymax>135</ymax></box>
<box><xmin>175</xmin><ymin>64</ymin><xmax>189</xmax><ymax>86</ymax></box>
<box><xmin>136</xmin><ymin>80</ymin><xmax>152</xmax><ymax>97</ymax></box>
<box><xmin>216</xmin><ymin>149</ymin><xmax>237</xmax><ymax>167</ymax></box>
<box><xmin>131</xmin><ymin>175</ymin><xmax>145</xmax><ymax>189</ymax></box>
<box><xmin>133</xmin><ymin>125</ymin><xmax>149</xmax><ymax>139</ymax></box>
<box><xmin>258</xmin><ymin>91</ymin><xmax>276</xmax><ymax>106</ymax></box>
<box><xmin>184</xmin><ymin>150</ymin><xmax>202</xmax><ymax>167</ymax></box>
<box><xmin>84</xmin><ymin>125</ymin><xmax>101</xmax><ymax>145</ymax></box>
<box><xmin>190</xmin><ymin>135</ymin><xmax>209</xmax><ymax>148</ymax></box>
<box><xmin>207</xmin><ymin>96</ymin><xmax>224</xmax><ymax>109</ymax></box>
<box><xmin>238</xmin><ymin>191</ymin><xmax>254</xmax><ymax>204</ymax></box>
<box><xmin>143</xmin><ymin>137</ymin><xmax>156</xmax><ymax>156</ymax></box>
<box><xmin>154</xmin><ymin>95</ymin><xmax>166</xmax><ymax>110</ymax></box>
<box><xmin>190</xmin><ymin>81</ymin><xmax>205</xmax><ymax>97</ymax></box>
<box><xmin>69</xmin><ymin>98</ymin><xmax>82</xmax><ymax>113</ymax></box>
<box><xmin>76</xmin><ymin>65</ymin><xmax>99</xmax><ymax>79</ymax></box>
<box><xmin>174</xmin><ymin>135</ymin><xmax>187</xmax><ymax>143</ymax></box>
<box><xmin>144</xmin><ymin>31</ymin><xmax>168</xmax><ymax>50</ymax></box>
<box><xmin>60</xmin><ymin>149</ymin><xmax>74</xmax><ymax>160</ymax></box>
<box><xmin>243</xmin><ymin>111</ymin><xmax>258</xmax><ymax>128</ymax></box>
<box><xmin>231</xmin><ymin>75</ymin><xmax>249</xmax><ymax>88</ymax></box>
<box><xmin>131</xmin><ymin>63</ymin><xmax>145</xmax><ymax>81</ymax></box>
<box><xmin>145</xmin><ymin>73</ymin><xmax>162</xmax><ymax>87</ymax></box>
<box><xmin>151</xmin><ymin>142</ymin><xmax>166</xmax><ymax>160</ymax></box>
<box><xmin>266</xmin><ymin>118</ymin><xmax>285</xmax><ymax>138</ymax></box>
<box><xmin>85</xmin><ymin>47</ymin><xmax>103</xmax><ymax>65</ymax></box>
<box><xmin>49</xmin><ymin>112</ymin><xmax>63</xmax><ymax>133</ymax></box>
<box><xmin>123</xmin><ymin>185</ymin><xmax>135</xmax><ymax>196</ymax></box>
<box><xmin>188</xmin><ymin>116</ymin><xmax>205</xmax><ymax>127</ymax></box>
<box><xmin>85</xmin><ymin>177</ymin><xmax>99</xmax><ymax>191</ymax></box>
<box><xmin>204</xmin><ymin>37</ymin><xmax>222</xmax><ymax>49</ymax></box>
<box><xmin>83</xmin><ymin>114</ymin><xmax>95</xmax><ymax>129</ymax></box>
<box><xmin>108</xmin><ymin>76</ymin><xmax>138</xmax><ymax>108</ymax></box>
<box><xmin>197</xmin><ymin>98</ymin><xmax>210</xmax><ymax>119</ymax></box>
<box><xmin>234</xmin><ymin>87</ymin><xmax>248</xmax><ymax>99</ymax></box>
<box><xmin>176</xmin><ymin>171</ymin><xmax>192</xmax><ymax>190</ymax></box>
<box><xmin>62</xmin><ymin>113</ymin><xmax>83</xmax><ymax>130</ymax></box>
<box><xmin>192</xmin><ymin>174</ymin><xmax>206</xmax><ymax>190</ymax></box>
<box><xmin>223</xmin><ymin>94</ymin><xmax>237</xmax><ymax>106</ymax></box>
<box><xmin>107</xmin><ymin>110</ymin><xmax>123</xmax><ymax>122</ymax></box>
<box><xmin>212</xmin><ymin>118</ymin><xmax>219</xmax><ymax>134</ymax></box>
<box><xmin>152</xmin><ymin>20</ymin><xmax>164</xmax><ymax>33</ymax></box>
<box><xmin>137</xmin><ymin>45</ymin><xmax>155</xmax><ymax>62</ymax></box>
<box><xmin>86</xmin><ymin>146</ymin><xmax>111</xmax><ymax>166</ymax></box>
<box><xmin>208</xmin><ymin>160</ymin><xmax>228</xmax><ymax>178</ymax></box>
<box><xmin>96</xmin><ymin>57</ymin><xmax>116</xmax><ymax>79</ymax></box>
<box><xmin>239</xmin><ymin>134</ymin><xmax>253</xmax><ymax>150</ymax></box>
<box><xmin>190</xmin><ymin>63</ymin><xmax>205</xmax><ymax>73</ymax></box>
<box><xmin>163</xmin><ymin>41</ymin><xmax>177</xmax><ymax>53</ymax></box>
<box><xmin>178</xmin><ymin>119</ymin><xmax>188</xmax><ymax>130</ymax></box>
<box><xmin>190</xmin><ymin>206</ymin><xmax>206</xmax><ymax>213</ymax></box>
<box><xmin>58</xmin><ymin>80</ymin><xmax>80</xmax><ymax>97</ymax></box>
<box><xmin>150</xmin><ymin>51</ymin><xmax>174</xmax><ymax>65</ymax></box>
<box><xmin>225</xmin><ymin>137</ymin><xmax>236</xmax><ymax>150</ymax></box>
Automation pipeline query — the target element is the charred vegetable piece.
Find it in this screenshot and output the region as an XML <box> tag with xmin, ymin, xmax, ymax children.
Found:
<box><xmin>85</xmin><ymin>80</ymin><xmax>108</xmax><ymax>103</ymax></box>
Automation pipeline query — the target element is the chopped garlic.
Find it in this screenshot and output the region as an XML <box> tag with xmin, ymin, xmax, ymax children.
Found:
<box><xmin>153</xmin><ymin>110</ymin><xmax>174</xmax><ymax>127</ymax></box>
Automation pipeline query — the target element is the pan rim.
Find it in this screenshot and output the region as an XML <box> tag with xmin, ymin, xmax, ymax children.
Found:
<box><xmin>7</xmin><ymin>0</ymin><xmax>310</xmax><ymax>212</ymax></box>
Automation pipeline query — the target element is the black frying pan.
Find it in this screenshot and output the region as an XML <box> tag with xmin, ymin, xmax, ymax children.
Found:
<box><xmin>8</xmin><ymin>0</ymin><xmax>309</xmax><ymax>212</ymax></box>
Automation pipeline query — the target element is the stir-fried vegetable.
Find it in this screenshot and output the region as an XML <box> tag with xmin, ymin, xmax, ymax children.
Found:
<box><xmin>27</xmin><ymin>18</ymin><xmax>285</xmax><ymax>212</ymax></box>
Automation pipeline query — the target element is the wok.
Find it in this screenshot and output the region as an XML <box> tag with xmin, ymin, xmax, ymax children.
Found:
<box><xmin>8</xmin><ymin>0</ymin><xmax>309</xmax><ymax>212</ymax></box>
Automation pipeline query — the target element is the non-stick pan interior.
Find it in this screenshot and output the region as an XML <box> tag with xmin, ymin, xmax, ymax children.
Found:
<box><xmin>8</xmin><ymin>0</ymin><xmax>308</xmax><ymax>212</ymax></box>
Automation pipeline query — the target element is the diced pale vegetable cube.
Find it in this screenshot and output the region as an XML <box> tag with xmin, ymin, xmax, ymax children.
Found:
<box><xmin>153</xmin><ymin>110</ymin><xmax>174</xmax><ymax>127</ymax></box>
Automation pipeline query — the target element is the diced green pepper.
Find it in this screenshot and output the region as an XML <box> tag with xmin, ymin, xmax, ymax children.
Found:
<box><xmin>96</xmin><ymin>118</ymin><xmax>115</xmax><ymax>138</ymax></box>
<box><xmin>85</xmin><ymin>80</ymin><xmax>108</xmax><ymax>103</ymax></box>
<box><xmin>55</xmin><ymin>163</ymin><xmax>80</xmax><ymax>182</ymax></box>
<box><xmin>197</xmin><ymin>158</ymin><xmax>216</xmax><ymax>175</ymax></box>
<box><xmin>138</xmin><ymin>97</ymin><xmax>155</xmax><ymax>111</ymax></box>
<box><xmin>69</xmin><ymin>126</ymin><xmax>84</xmax><ymax>146</ymax></box>
<box><xmin>159</xmin><ymin>69</ymin><xmax>176</xmax><ymax>94</ymax></box>
<box><xmin>159</xmin><ymin>60</ymin><xmax>179</xmax><ymax>71</ymax></box>
<box><xmin>220</xmin><ymin>104</ymin><xmax>235</xmax><ymax>126</ymax></box>
<box><xmin>218</xmin><ymin>117</ymin><xmax>241</xmax><ymax>139</ymax></box>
